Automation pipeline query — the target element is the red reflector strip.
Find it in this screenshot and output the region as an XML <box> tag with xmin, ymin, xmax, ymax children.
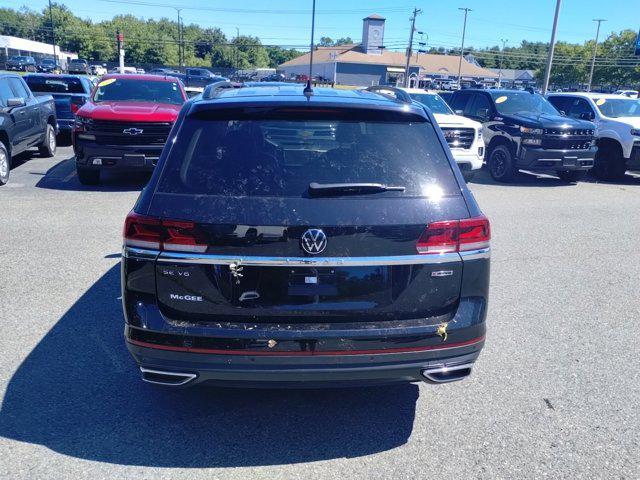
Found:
<box><xmin>127</xmin><ymin>335</ymin><xmax>485</xmax><ymax>356</ymax></box>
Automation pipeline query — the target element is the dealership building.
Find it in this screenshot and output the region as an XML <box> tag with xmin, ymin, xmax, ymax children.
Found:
<box><xmin>0</xmin><ymin>35</ymin><xmax>78</xmax><ymax>69</ymax></box>
<box><xmin>279</xmin><ymin>14</ymin><xmax>498</xmax><ymax>87</ymax></box>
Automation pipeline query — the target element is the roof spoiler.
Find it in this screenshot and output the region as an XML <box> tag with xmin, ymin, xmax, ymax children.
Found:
<box><xmin>365</xmin><ymin>85</ymin><xmax>413</xmax><ymax>103</ymax></box>
<box><xmin>202</xmin><ymin>80</ymin><xmax>243</xmax><ymax>99</ymax></box>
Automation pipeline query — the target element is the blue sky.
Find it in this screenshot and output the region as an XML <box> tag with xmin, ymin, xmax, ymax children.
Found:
<box><xmin>4</xmin><ymin>0</ymin><xmax>637</xmax><ymax>50</ymax></box>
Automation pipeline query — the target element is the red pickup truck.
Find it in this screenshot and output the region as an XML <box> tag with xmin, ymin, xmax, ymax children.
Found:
<box><xmin>72</xmin><ymin>74</ymin><xmax>186</xmax><ymax>185</ymax></box>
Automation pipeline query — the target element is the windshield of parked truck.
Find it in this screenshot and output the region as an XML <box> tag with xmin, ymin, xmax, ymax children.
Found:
<box><xmin>593</xmin><ymin>98</ymin><xmax>640</xmax><ymax>118</ymax></box>
<box><xmin>92</xmin><ymin>78</ymin><xmax>185</xmax><ymax>104</ymax></box>
<box><xmin>408</xmin><ymin>93</ymin><xmax>454</xmax><ymax>115</ymax></box>
<box><xmin>490</xmin><ymin>91</ymin><xmax>559</xmax><ymax>116</ymax></box>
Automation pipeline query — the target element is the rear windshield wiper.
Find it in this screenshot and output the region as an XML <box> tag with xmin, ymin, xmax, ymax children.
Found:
<box><xmin>309</xmin><ymin>182</ymin><xmax>406</xmax><ymax>197</ymax></box>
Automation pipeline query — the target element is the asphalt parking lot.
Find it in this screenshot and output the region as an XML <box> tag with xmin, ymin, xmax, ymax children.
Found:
<box><xmin>1</xmin><ymin>145</ymin><xmax>639</xmax><ymax>479</ymax></box>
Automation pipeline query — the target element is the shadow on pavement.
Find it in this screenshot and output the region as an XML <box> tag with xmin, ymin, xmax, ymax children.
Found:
<box><xmin>468</xmin><ymin>166</ymin><xmax>576</xmax><ymax>187</ymax></box>
<box><xmin>0</xmin><ymin>264</ymin><xmax>418</xmax><ymax>468</ymax></box>
<box><xmin>35</xmin><ymin>157</ymin><xmax>150</xmax><ymax>192</ymax></box>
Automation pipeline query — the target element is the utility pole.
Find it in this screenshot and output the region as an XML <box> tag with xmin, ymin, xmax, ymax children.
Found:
<box><xmin>498</xmin><ymin>38</ymin><xmax>507</xmax><ymax>88</ymax></box>
<box><xmin>404</xmin><ymin>7</ymin><xmax>422</xmax><ymax>87</ymax></box>
<box><xmin>542</xmin><ymin>0</ymin><xmax>562</xmax><ymax>95</ymax></box>
<box><xmin>175</xmin><ymin>8</ymin><xmax>183</xmax><ymax>70</ymax></box>
<box><xmin>457</xmin><ymin>7</ymin><xmax>471</xmax><ymax>89</ymax></box>
<box><xmin>48</xmin><ymin>0</ymin><xmax>56</xmax><ymax>61</ymax></box>
<box><xmin>587</xmin><ymin>19</ymin><xmax>606</xmax><ymax>92</ymax></box>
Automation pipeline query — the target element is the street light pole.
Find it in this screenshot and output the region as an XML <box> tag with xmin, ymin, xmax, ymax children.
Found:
<box><xmin>498</xmin><ymin>38</ymin><xmax>507</xmax><ymax>88</ymax></box>
<box><xmin>587</xmin><ymin>19</ymin><xmax>606</xmax><ymax>92</ymax></box>
<box><xmin>541</xmin><ymin>0</ymin><xmax>562</xmax><ymax>95</ymax></box>
<box><xmin>457</xmin><ymin>7</ymin><xmax>471</xmax><ymax>89</ymax></box>
<box><xmin>48</xmin><ymin>0</ymin><xmax>56</xmax><ymax>61</ymax></box>
<box><xmin>404</xmin><ymin>7</ymin><xmax>422</xmax><ymax>87</ymax></box>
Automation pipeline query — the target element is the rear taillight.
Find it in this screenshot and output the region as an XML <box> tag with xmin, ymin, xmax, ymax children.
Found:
<box><xmin>123</xmin><ymin>212</ymin><xmax>207</xmax><ymax>252</ymax></box>
<box><xmin>417</xmin><ymin>215</ymin><xmax>490</xmax><ymax>254</ymax></box>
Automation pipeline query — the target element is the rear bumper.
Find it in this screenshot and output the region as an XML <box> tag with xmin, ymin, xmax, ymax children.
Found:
<box><xmin>124</xmin><ymin>293</ymin><xmax>488</xmax><ymax>388</ymax></box>
<box><xmin>73</xmin><ymin>138</ymin><xmax>161</xmax><ymax>171</ymax></box>
<box><xmin>517</xmin><ymin>146</ymin><xmax>596</xmax><ymax>171</ymax></box>
<box><xmin>127</xmin><ymin>339</ymin><xmax>483</xmax><ymax>388</ymax></box>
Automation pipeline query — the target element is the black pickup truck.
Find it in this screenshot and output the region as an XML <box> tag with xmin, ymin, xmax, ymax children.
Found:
<box><xmin>0</xmin><ymin>73</ymin><xmax>57</xmax><ymax>186</ymax></box>
<box><xmin>449</xmin><ymin>89</ymin><xmax>597</xmax><ymax>182</ymax></box>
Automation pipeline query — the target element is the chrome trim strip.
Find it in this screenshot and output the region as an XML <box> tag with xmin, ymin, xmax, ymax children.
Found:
<box><xmin>122</xmin><ymin>246</ymin><xmax>160</xmax><ymax>260</ymax></box>
<box><xmin>459</xmin><ymin>247</ymin><xmax>491</xmax><ymax>261</ymax></box>
<box><xmin>157</xmin><ymin>251</ymin><xmax>462</xmax><ymax>266</ymax></box>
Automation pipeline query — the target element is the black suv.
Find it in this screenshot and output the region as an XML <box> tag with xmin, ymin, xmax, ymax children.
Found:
<box><xmin>449</xmin><ymin>89</ymin><xmax>597</xmax><ymax>182</ymax></box>
<box><xmin>122</xmin><ymin>84</ymin><xmax>490</xmax><ymax>388</ymax></box>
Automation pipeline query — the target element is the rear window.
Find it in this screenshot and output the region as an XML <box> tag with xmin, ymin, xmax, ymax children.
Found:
<box><xmin>93</xmin><ymin>78</ymin><xmax>184</xmax><ymax>104</ymax></box>
<box><xmin>25</xmin><ymin>77</ymin><xmax>85</xmax><ymax>94</ymax></box>
<box><xmin>158</xmin><ymin>115</ymin><xmax>459</xmax><ymax>198</ymax></box>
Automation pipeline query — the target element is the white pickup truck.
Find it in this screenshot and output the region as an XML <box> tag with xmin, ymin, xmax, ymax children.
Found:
<box><xmin>547</xmin><ymin>92</ymin><xmax>640</xmax><ymax>180</ymax></box>
<box><xmin>399</xmin><ymin>88</ymin><xmax>484</xmax><ymax>181</ymax></box>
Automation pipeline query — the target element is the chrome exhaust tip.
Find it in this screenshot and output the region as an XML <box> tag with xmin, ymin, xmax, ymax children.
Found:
<box><xmin>421</xmin><ymin>363</ymin><xmax>474</xmax><ymax>384</ymax></box>
<box><xmin>140</xmin><ymin>367</ymin><xmax>197</xmax><ymax>386</ymax></box>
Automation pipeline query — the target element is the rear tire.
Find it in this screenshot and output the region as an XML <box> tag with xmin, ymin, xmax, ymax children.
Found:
<box><xmin>77</xmin><ymin>167</ymin><xmax>100</xmax><ymax>185</ymax></box>
<box><xmin>592</xmin><ymin>142</ymin><xmax>627</xmax><ymax>180</ymax></box>
<box><xmin>0</xmin><ymin>142</ymin><xmax>10</xmax><ymax>186</ymax></box>
<box><xmin>557</xmin><ymin>170</ymin><xmax>586</xmax><ymax>182</ymax></box>
<box><xmin>38</xmin><ymin>124</ymin><xmax>57</xmax><ymax>158</ymax></box>
<box><xmin>488</xmin><ymin>144</ymin><xmax>518</xmax><ymax>182</ymax></box>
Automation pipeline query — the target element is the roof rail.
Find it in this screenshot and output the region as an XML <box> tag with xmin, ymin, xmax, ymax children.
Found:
<box><xmin>202</xmin><ymin>80</ymin><xmax>243</xmax><ymax>99</ymax></box>
<box><xmin>365</xmin><ymin>85</ymin><xmax>413</xmax><ymax>103</ymax></box>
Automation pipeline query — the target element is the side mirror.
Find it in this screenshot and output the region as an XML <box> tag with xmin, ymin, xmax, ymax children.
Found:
<box><xmin>6</xmin><ymin>97</ymin><xmax>26</xmax><ymax>109</ymax></box>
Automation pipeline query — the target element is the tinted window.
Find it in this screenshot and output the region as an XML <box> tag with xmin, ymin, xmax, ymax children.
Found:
<box><xmin>450</xmin><ymin>92</ymin><xmax>473</xmax><ymax>113</ymax></box>
<box><xmin>547</xmin><ymin>96</ymin><xmax>571</xmax><ymax>114</ymax></box>
<box><xmin>92</xmin><ymin>78</ymin><xmax>184</xmax><ymax>104</ymax></box>
<box><xmin>566</xmin><ymin>98</ymin><xmax>594</xmax><ymax>120</ymax></box>
<box><xmin>8</xmin><ymin>78</ymin><xmax>30</xmax><ymax>99</ymax></box>
<box><xmin>468</xmin><ymin>94</ymin><xmax>492</xmax><ymax>119</ymax></box>
<box><xmin>25</xmin><ymin>76</ymin><xmax>86</xmax><ymax>94</ymax></box>
<box><xmin>0</xmin><ymin>79</ymin><xmax>14</xmax><ymax>106</ymax></box>
<box><xmin>490</xmin><ymin>91</ymin><xmax>559</xmax><ymax>115</ymax></box>
<box><xmin>159</xmin><ymin>117</ymin><xmax>458</xmax><ymax>198</ymax></box>
<box><xmin>408</xmin><ymin>93</ymin><xmax>453</xmax><ymax>114</ymax></box>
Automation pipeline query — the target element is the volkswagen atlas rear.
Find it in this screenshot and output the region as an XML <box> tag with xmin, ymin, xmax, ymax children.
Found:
<box><xmin>122</xmin><ymin>84</ymin><xmax>490</xmax><ymax>388</ymax></box>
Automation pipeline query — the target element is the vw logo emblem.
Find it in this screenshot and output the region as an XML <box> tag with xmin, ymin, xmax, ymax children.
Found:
<box><xmin>300</xmin><ymin>229</ymin><xmax>327</xmax><ymax>255</ymax></box>
<box><xmin>123</xmin><ymin>127</ymin><xmax>144</xmax><ymax>135</ymax></box>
